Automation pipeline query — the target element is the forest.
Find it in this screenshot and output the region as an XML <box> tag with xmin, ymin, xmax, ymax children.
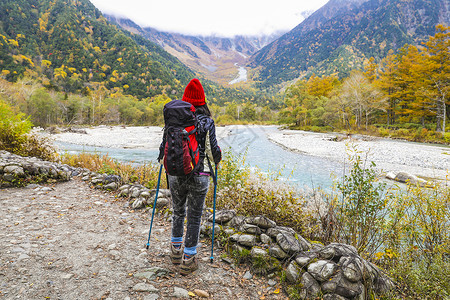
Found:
<box><xmin>0</xmin><ymin>0</ymin><xmax>448</xmax><ymax>143</ymax></box>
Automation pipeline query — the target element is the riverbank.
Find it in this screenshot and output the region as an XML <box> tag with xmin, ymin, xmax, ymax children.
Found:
<box><xmin>267</xmin><ymin>129</ymin><xmax>449</xmax><ymax>181</ymax></box>
<box><xmin>41</xmin><ymin>125</ymin><xmax>449</xmax><ymax>182</ymax></box>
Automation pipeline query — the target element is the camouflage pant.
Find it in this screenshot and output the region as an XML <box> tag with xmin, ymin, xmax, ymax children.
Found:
<box><xmin>168</xmin><ymin>174</ymin><xmax>209</xmax><ymax>251</ymax></box>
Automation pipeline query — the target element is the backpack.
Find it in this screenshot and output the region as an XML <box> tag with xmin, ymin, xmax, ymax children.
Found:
<box><xmin>162</xmin><ymin>100</ymin><xmax>200</xmax><ymax>176</ymax></box>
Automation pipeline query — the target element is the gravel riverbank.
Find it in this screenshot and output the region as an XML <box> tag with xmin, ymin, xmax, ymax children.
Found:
<box><xmin>267</xmin><ymin>129</ymin><xmax>449</xmax><ymax>181</ymax></box>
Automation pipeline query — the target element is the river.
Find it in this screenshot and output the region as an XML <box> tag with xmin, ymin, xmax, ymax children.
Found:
<box><xmin>55</xmin><ymin>126</ymin><xmax>342</xmax><ymax>191</ymax></box>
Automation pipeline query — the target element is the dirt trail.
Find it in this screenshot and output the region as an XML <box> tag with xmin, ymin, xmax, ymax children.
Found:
<box><xmin>0</xmin><ymin>178</ymin><xmax>286</xmax><ymax>299</ymax></box>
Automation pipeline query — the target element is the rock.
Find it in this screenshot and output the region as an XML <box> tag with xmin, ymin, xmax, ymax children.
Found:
<box><xmin>155</xmin><ymin>197</ymin><xmax>169</xmax><ymax>208</ymax></box>
<box><xmin>323</xmin><ymin>294</ymin><xmax>347</xmax><ymax>300</ymax></box>
<box><xmin>237</xmin><ymin>234</ymin><xmax>256</xmax><ymax>247</ymax></box>
<box><xmin>319</xmin><ymin>243</ymin><xmax>358</xmax><ymax>261</ymax></box>
<box><xmin>268</xmin><ymin>279</ymin><xmax>277</xmax><ymax>286</ymax></box>
<box><xmin>266</xmin><ymin>226</ymin><xmax>296</xmax><ymax>238</ymax></box>
<box><xmin>260</xmin><ymin>233</ymin><xmax>272</xmax><ymax>245</ymax></box>
<box><xmin>103</xmin><ymin>182</ymin><xmax>118</xmax><ymax>191</ymax></box>
<box><xmin>285</xmin><ymin>261</ymin><xmax>301</xmax><ymax>283</ymax></box>
<box><xmin>394</xmin><ymin>171</ymin><xmax>428</xmax><ymax>186</ymax></box>
<box><xmin>227</xmin><ymin>215</ymin><xmax>246</xmax><ymax>229</ymax></box>
<box><xmin>242</xmin><ymin>224</ymin><xmax>261</xmax><ymax>235</ymax></box>
<box><xmin>295</xmin><ymin>251</ymin><xmax>318</xmax><ymax>268</ymax></box>
<box><xmin>268</xmin><ymin>245</ymin><xmax>288</xmax><ymax>259</ymax></box>
<box><xmin>224</xmin><ymin>228</ymin><xmax>235</xmax><ymax>236</ymax></box>
<box><xmin>143</xmin><ymin>295</ymin><xmax>159</xmax><ymax>300</ymax></box>
<box><xmin>307</xmin><ymin>260</ymin><xmax>337</xmax><ymax>282</ymax></box>
<box><xmin>340</xmin><ymin>256</ymin><xmax>363</xmax><ymax>282</ymax></box>
<box><xmin>321</xmin><ymin>273</ymin><xmax>364</xmax><ymax>298</ymax></box>
<box><xmin>103</xmin><ymin>174</ymin><xmax>121</xmax><ymax>184</ymax></box>
<box><xmin>61</xmin><ymin>273</ymin><xmax>74</xmax><ymax>279</ymax></box>
<box><xmin>243</xmin><ymin>270</ymin><xmax>253</xmax><ymax>280</ymax></box>
<box><xmin>194</xmin><ymin>289</ymin><xmax>209</xmax><ymax>298</ymax></box>
<box><xmin>130</xmin><ymin>188</ymin><xmax>141</xmax><ymax>199</ymax></box>
<box><xmin>134</xmin><ymin>267</ymin><xmax>170</xmax><ymax>281</ymax></box>
<box><xmin>17</xmin><ymin>254</ymin><xmax>30</xmax><ymax>261</ymax></box>
<box><xmin>251</xmin><ymin>247</ymin><xmax>269</xmax><ymax>259</ymax></box>
<box><xmin>4</xmin><ymin>165</ymin><xmax>25</xmax><ymax>177</ymax></box>
<box><xmin>276</xmin><ymin>232</ymin><xmax>308</xmax><ymax>254</ymax></box>
<box><xmin>131</xmin><ymin>198</ymin><xmax>146</xmax><ymax>209</ymax></box>
<box><xmin>229</xmin><ymin>233</ymin><xmax>241</xmax><ymax>242</ymax></box>
<box><xmin>246</xmin><ymin>215</ymin><xmax>276</xmax><ymax>229</ymax></box>
<box><xmin>208</xmin><ymin>210</ymin><xmax>236</xmax><ymax>223</ymax></box>
<box><xmin>173</xmin><ymin>287</ymin><xmax>189</xmax><ymax>298</ymax></box>
<box><xmin>299</xmin><ymin>272</ymin><xmax>321</xmax><ymax>300</ymax></box>
<box><xmin>132</xmin><ymin>283</ymin><xmax>159</xmax><ymax>293</ymax></box>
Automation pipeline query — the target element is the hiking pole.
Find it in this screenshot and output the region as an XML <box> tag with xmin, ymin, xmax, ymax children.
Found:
<box><xmin>146</xmin><ymin>164</ymin><xmax>163</xmax><ymax>249</ymax></box>
<box><xmin>210</xmin><ymin>164</ymin><xmax>218</xmax><ymax>263</ymax></box>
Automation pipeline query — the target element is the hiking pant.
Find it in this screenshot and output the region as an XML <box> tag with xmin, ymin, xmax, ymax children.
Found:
<box><xmin>168</xmin><ymin>174</ymin><xmax>209</xmax><ymax>255</ymax></box>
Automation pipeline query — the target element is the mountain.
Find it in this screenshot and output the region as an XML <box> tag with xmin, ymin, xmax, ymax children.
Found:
<box><xmin>0</xmin><ymin>0</ymin><xmax>194</xmax><ymax>98</ymax></box>
<box><xmin>106</xmin><ymin>15</ymin><xmax>283</xmax><ymax>85</ymax></box>
<box><xmin>248</xmin><ymin>0</ymin><xmax>449</xmax><ymax>86</ymax></box>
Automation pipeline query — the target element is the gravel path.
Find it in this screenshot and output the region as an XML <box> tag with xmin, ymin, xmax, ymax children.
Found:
<box><xmin>0</xmin><ymin>178</ymin><xmax>285</xmax><ymax>299</ymax></box>
<box><xmin>267</xmin><ymin>129</ymin><xmax>450</xmax><ymax>181</ymax></box>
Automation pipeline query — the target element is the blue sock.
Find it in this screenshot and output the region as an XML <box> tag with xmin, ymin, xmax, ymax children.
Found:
<box><xmin>171</xmin><ymin>237</ymin><xmax>183</xmax><ymax>249</ymax></box>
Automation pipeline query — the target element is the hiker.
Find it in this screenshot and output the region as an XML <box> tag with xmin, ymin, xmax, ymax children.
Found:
<box><xmin>158</xmin><ymin>78</ymin><xmax>221</xmax><ymax>275</ymax></box>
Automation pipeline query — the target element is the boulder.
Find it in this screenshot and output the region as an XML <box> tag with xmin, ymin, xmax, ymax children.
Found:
<box><xmin>238</xmin><ymin>234</ymin><xmax>256</xmax><ymax>247</ymax></box>
<box><xmin>276</xmin><ymin>232</ymin><xmax>308</xmax><ymax>254</ymax></box>
<box><xmin>339</xmin><ymin>256</ymin><xmax>363</xmax><ymax>282</ymax></box>
<box><xmin>242</xmin><ymin>224</ymin><xmax>261</xmax><ymax>235</ymax></box>
<box><xmin>209</xmin><ymin>209</ymin><xmax>236</xmax><ymax>224</ymax></box>
<box><xmin>295</xmin><ymin>251</ymin><xmax>318</xmax><ymax>268</ymax></box>
<box><xmin>307</xmin><ymin>260</ymin><xmax>337</xmax><ymax>282</ymax></box>
<box><xmin>266</xmin><ymin>226</ymin><xmax>296</xmax><ymax>238</ymax></box>
<box><xmin>246</xmin><ymin>215</ymin><xmax>276</xmax><ymax>229</ymax></box>
<box><xmin>321</xmin><ymin>272</ymin><xmax>364</xmax><ymax>298</ymax></box>
<box><xmin>268</xmin><ymin>245</ymin><xmax>288</xmax><ymax>259</ymax></box>
<box><xmin>394</xmin><ymin>171</ymin><xmax>427</xmax><ymax>186</ymax></box>
<box><xmin>285</xmin><ymin>261</ymin><xmax>302</xmax><ymax>283</ymax></box>
<box><xmin>299</xmin><ymin>272</ymin><xmax>321</xmax><ymax>299</ymax></box>
<box><xmin>319</xmin><ymin>243</ymin><xmax>358</xmax><ymax>261</ymax></box>
<box><xmin>250</xmin><ymin>247</ymin><xmax>269</xmax><ymax>259</ymax></box>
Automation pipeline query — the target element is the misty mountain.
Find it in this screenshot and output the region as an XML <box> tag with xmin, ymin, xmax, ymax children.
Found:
<box><xmin>0</xmin><ymin>0</ymin><xmax>194</xmax><ymax>98</ymax></box>
<box><xmin>248</xmin><ymin>0</ymin><xmax>449</xmax><ymax>87</ymax></box>
<box><xmin>106</xmin><ymin>15</ymin><xmax>283</xmax><ymax>85</ymax></box>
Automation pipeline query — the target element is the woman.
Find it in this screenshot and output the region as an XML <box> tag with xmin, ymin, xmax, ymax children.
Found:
<box><xmin>159</xmin><ymin>78</ymin><xmax>221</xmax><ymax>275</ymax></box>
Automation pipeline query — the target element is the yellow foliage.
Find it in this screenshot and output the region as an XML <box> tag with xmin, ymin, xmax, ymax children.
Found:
<box><xmin>8</xmin><ymin>39</ymin><xmax>19</xmax><ymax>47</ymax></box>
<box><xmin>41</xmin><ymin>60</ymin><xmax>52</xmax><ymax>67</ymax></box>
<box><xmin>117</xmin><ymin>57</ymin><xmax>123</xmax><ymax>62</ymax></box>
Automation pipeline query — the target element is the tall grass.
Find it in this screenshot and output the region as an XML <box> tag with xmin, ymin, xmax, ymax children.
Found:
<box><xmin>60</xmin><ymin>152</ymin><xmax>162</xmax><ymax>188</ymax></box>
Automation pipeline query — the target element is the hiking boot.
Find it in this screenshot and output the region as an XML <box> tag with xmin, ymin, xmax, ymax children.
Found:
<box><xmin>170</xmin><ymin>244</ymin><xmax>183</xmax><ymax>265</ymax></box>
<box><xmin>180</xmin><ymin>254</ymin><xmax>198</xmax><ymax>275</ymax></box>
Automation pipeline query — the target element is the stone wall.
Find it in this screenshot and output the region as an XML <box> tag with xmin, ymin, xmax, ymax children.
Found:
<box><xmin>0</xmin><ymin>151</ymin><xmax>78</xmax><ymax>187</ymax></box>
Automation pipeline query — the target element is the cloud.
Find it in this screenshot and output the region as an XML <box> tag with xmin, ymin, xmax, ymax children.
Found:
<box><xmin>90</xmin><ymin>0</ymin><xmax>329</xmax><ymax>37</ymax></box>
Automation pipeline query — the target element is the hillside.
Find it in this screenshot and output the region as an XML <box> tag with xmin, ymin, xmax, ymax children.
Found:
<box><xmin>248</xmin><ymin>0</ymin><xmax>449</xmax><ymax>86</ymax></box>
<box><xmin>106</xmin><ymin>15</ymin><xmax>282</xmax><ymax>85</ymax></box>
<box><xmin>0</xmin><ymin>0</ymin><xmax>194</xmax><ymax>99</ymax></box>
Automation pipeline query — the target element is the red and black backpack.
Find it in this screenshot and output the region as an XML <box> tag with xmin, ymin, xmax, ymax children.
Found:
<box><xmin>162</xmin><ymin>100</ymin><xmax>200</xmax><ymax>176</ymax></box>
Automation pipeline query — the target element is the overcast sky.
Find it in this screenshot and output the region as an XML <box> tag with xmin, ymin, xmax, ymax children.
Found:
<box><xmin>89</xmin><ymin>0</ymin><xmax>329</xmax><ymax>37</ymax></box>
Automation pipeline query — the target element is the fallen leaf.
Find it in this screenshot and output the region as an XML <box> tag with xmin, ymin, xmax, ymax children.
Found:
<box><xmin>273</xmin><ymin>288</ymin><xmax>280</xmax><ymax>294</ymax></box>
<box><xmin>188</xmin><ymin>291</ymin><xmax>196</xmax><ymax>297</ymax></box>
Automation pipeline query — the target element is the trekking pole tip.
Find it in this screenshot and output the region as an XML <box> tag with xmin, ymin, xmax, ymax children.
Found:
<box><xmin>210</xmin><ymin>257</ymin><xmax>213</xmax><ymax>263</ymax></box>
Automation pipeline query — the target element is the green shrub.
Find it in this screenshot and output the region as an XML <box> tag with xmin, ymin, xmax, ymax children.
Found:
<box><xmin>0</xmin><ymin>99</ymin><xmax>57</xmax><ymax>161</ymax></box>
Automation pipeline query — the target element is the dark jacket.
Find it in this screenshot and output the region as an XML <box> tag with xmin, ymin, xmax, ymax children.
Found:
<box><xmin>158</xmin><ymin>113</ymin><xmax>221</xmax><ymax>174</ymax></box>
